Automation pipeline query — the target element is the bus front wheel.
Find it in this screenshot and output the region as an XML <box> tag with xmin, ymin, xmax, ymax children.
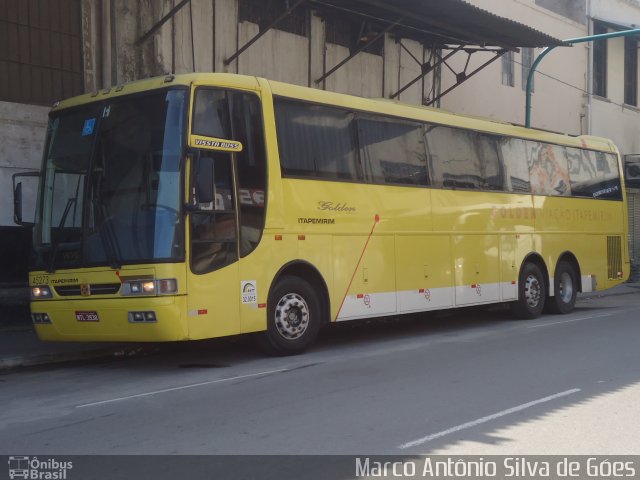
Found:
<box><xmin>258</xmin><ymin>275</ymin><xmax>321</xmax><ymax>355</ymax></box>
<box><xmin>546</xmin><ymin>261</ymin><xmax>578</xmax><ymax>314</ymax></box>
<box><xmin>512</xmin><ymin>262</ymin><xmax>546</xmax><ymax>319</ymax></box>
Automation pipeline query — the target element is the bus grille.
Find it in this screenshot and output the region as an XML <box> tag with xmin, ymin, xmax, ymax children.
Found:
<box><xmin>54</xmin><ymin>283</ymin><xmax>121</xmax><ymax>296</ymax></box>
<box><xmin>607</xmin><ymin>236</ymin><xmax>622</xmax><ymax>280</ymax></box>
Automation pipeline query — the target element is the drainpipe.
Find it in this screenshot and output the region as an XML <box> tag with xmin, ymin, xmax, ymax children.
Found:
<box><xmin>586</xmin><ymin>0</ymin><xmax>593</xmax><ymax>135</ymax></box>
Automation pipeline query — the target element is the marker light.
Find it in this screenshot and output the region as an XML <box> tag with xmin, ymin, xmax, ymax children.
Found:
<box><xmin>159</xmin><ymin>279</ymin><xmax>178</xmax><ymax>294</ymax></box>
<box><xmin>122</xmin><ymin>279</ymin><xmax>178</xmax><ymax>296</ymax></box>
<box><xmin>31</xmin><ymin>313</ymin><xmax>52</xmax><ymax>324</ymax></box>
<box><xmin>128</xmin><ymin>311</ymin><xmax>157</xmax><ymax>323</ymax></box>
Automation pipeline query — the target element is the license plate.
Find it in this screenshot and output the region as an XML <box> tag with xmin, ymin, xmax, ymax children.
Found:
<box><xmin>76</xmin><ymin>311</ymin><xmax>99</xmax><ymax>322</ymax></box>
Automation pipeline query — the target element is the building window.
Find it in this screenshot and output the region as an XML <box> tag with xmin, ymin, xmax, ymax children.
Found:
<box><xmin>0</xmin><ymin>0</ymin><xmax>84</xmax><ymax>105</ymax></box>
<box><xmin>624</xmin><ymin>36</ymin><xmax>638</xmax><ymax>106</ymax></box>
<box><xmin>593</xmin><ymin>21</ymin><xmax>608</xmax><ymax>98</ymax></box>
<box><xmin>501</xmin><ymin>51</ymin><xmax>515</xmax><ymax>87</ymax></box>
<box><xmin>238</xmin><ymin>0</ymin><xmax>308</xmax><ymax>37</ymax></box>
<box><xmin>534</xmin><ymin>0</ymin><xmax>586</xmax><ymax>25</ymax></box>
<box><xmin>324</xmin><ymin>16</ymin><xmax>384</xmax><ymax>56</ymax></box>
<box><xmin>521</xmin><ymin>48</ymin><xmax>535</xmax><ymax>92</ymax></box>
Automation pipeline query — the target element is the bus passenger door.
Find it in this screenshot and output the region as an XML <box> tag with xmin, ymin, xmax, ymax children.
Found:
<box><xmin>186</xmin><ymin>151</ymin><xmax>240</xmax><ymax>339</ymax></box>
<box><xmin>185</xmin><ymin>85</ymin><xmax>268</xmax><ymax>339</ymax></box>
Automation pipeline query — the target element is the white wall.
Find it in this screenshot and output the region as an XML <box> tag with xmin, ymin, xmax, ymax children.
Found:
<box><xmin>440</xmin><ymin>0</ymin><xmax>589</xmax><ymax>135</ymax></box>
<box><xmin>589</xmin><ymin>0</ymin><xmax>640</xmax><ymax>156</ymax></box>
<box><xmin>237</xmin><ymin>23</ymin><xmax>309</xmax><ymax>86</ymax></box>
<box><xmin>0</xmin><ymin>101</ymin><xmax>48</xmax><ymax>227</ymax></box>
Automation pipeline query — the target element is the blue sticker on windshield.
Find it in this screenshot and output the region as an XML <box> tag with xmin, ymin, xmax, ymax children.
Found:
<box><xmin>82</xmin><ymin>118</ymin><xmax>96</xmax><ymax>136</ymax></box>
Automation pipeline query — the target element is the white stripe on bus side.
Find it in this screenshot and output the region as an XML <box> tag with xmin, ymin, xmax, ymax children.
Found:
<box><xmin>335</xmin><ymin>282</ymin><xmax>520</xmax><ymax>321</ymax></box>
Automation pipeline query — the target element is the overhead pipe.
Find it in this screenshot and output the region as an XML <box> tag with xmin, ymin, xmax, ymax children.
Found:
<box><xmin>525</xmin><ymin>28</ymin><xmax>640</xmax><ymax>128</ymax></box>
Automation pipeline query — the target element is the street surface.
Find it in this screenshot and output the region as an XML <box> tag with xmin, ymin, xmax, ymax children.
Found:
<box><xmin>1</xmin><ymin>293</ymin><xmax>639</xmax><ymax>455</ymax></box>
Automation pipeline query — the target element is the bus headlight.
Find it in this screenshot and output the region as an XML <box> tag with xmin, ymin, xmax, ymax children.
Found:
<box><xmin>142</xmin><ymin>281</ymin><xmax>156</xmax><ymax>293</ymax></box>
<box><xmin>31</xmin><ymin>286</ymin><xmax>52</xmax><ymax>299</ymax></box>
<box><xmin>121</xmin><ymin>279</ymin><xmax>178</xmax><ymax>296</ymax></box>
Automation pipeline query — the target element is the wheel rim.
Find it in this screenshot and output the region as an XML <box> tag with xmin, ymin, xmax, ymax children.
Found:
<box><xmin>558</xmin><ymin>271</ymin><xmax>574</xmax><ymax>304</ymax></box>
<box><xmin>524</xmin><ymin>273</ymin><xmax>542</xmax><ymax>308</ymax></box>
<box><xmin>274</xmin><ymin>292</ymin><xmax>310</xmax><ymax>340</ymax></box>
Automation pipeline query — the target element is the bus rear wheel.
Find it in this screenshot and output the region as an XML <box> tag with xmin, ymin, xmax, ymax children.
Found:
<box><xmin>258</xmin><ymin>275</ymin><xmax>321</xmax><ymax>355</ymax></box>
<box><xmin>512</xmin><ymin>262</ymin><xmax>546</xmax><ymax>319</ymax></box>
<box><xmin>546</xmin><ymin>261</ymin><xmax>577</xmax><ymax>314</ymax></box>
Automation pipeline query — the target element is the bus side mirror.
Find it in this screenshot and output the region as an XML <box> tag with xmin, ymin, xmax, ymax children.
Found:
<box><xmin>194</xmin><ymin>155</ymin><xmax>214</xmax><ymax>205</ymax></box>
<box><xmin>13</xmin><ymin>172</ymin><xmax>39</xmax><ymax>226</ymax></box>
<box><xmin>14</xmin><ymin>182</ymin><xmax>23</xmax><ymax>224</ymax></box>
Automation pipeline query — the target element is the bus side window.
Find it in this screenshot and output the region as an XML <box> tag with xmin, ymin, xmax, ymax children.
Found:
<box><xmin>191</xmin><ymin>153</ymin><xmax>238</xmax><ymax>274</ymax></box>
<box><xmin>357</xmin><ymin>116</ymin><xmax>428</xmax><ymax>186</ymax></box>
<box><xmin>500</xmin><ymin>137</ymin><xmax>531</xmax><ymax>193</ymax></box>
<box><xmin>526</xmin><ymin>141</ymin><xmax>571</xmax><ymax>196</ymax></box>
<box><xmin>425</xmin><ymin>125</ymin><xmax>483</xmax><ymax>190</ymax></box>
<box><xmin>229</xmin><ymin>92</ymin><xmax>267</xmax><ymax>257</ymax></box>
<box><xmin>475</xmin><ymin>134</ymin><xmax>505</xmax><ymax>191</ymax></box>
<box><xmin>192</xmin><ymin>89</ymin><xmax>231</xmax><ymax>138</ymax></box>
<box><xmin>275</xmin><ymin>100</ymin><xmax>361</xmax><ymax>181</ymax></box>
<box><xmin>568</xmin><ymin>149</ymin><xmax>622</xmax><ymax>200</ymax></box>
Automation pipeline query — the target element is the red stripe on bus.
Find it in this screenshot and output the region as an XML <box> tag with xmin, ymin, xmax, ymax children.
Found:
<box><xmin>335</xmin><ymin>214</ymin><xmax>380</xmax><ymax>321</ymax></box>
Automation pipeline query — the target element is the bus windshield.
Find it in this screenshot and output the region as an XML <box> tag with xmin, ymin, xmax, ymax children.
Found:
<box><xmin>32</xmin><ymin>89</ymin><xmax>187</xmax><ymax>271</ymax></box>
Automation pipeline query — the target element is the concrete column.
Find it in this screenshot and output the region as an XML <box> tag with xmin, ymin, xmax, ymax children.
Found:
<box><xmin>383</xmin><ymin>35</ymin><xmax>400</xmax><ymax>99</ymax></box>
<box><xmin>81</xmin><ymin>0</ymin><xmax>100</xmax><ymax>92</ymax></box>
<box><xmin>215</xmin><ymin>0</ymin><xmax>239</xmax><ymax>73</ymax></box>
<box><xmin>191</xmin><ymin>0</ymin><xmax>215</xmax><ymax>73</ymax></box>
<box><xmin>309</xmin><ymin>11</ymin><xmax>325</xmax><ymax>89</ymax></box>
<box><xmin>101</xmin><ymin>0</ymin><xmax>113</xmax><ymax>87</ymax></box>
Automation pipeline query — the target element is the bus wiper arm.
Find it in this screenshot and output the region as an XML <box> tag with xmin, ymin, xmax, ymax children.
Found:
<box><xmin>46</xmin><ymin>197</ymin><xmax>76</xmax><ymax>273</ymax></box>
<box><xmin>96</xmin><ymin>203</ymin><xmax>123</xmax><ymax>270</ymax></box>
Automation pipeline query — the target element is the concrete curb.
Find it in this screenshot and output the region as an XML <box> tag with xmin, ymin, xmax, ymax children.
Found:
<box><xmin>0</xmin><ymin>345</ymin><xmax>151</xmax><ymax>371</ymax></box>
<box><xmin>577</xmin><ymin>285</ymin><xmax>640</xmax><ymax>301</ymax></box>
<box><xmin>0</xmin><ymin>349</ymin><xmax>121</xmax><ymax>371</ymax></box>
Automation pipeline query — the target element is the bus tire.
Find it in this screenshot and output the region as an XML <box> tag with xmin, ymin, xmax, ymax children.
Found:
<box><xmin>512</xmin><ymin>262</ymin><xmax>546</xmax><ymax>319</ymax></box>
<box><xmin>257</xmin><ymin>275</ymin><xmax>321</xmax><ymax>355</ymax></box>
<box><xmin>546</xmin><ymin>261</ymin><xmax>577</xmax><ymax>314</ymax></box>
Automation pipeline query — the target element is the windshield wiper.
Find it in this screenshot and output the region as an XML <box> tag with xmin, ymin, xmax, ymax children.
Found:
<box><xmin>46</xmin><ymin>197</ymin><xmax>76</xmax><ymax>273</ymax></box>
<box><xmin>91</xmin><ymin>164</ymin><xmax>123</xmax><ymax>270</ymax></box>
<box><xmin>97</xmin><ymin>203</ymin><xmax>123</xmax><ymax>270</ymax></box>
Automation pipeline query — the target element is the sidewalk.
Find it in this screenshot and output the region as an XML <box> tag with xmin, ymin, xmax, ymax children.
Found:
<box><xmin>1</xmin><ymin>282</ymin><xmax>639</xmax><ymax>371</ymax></box>
<box><xmin>0</xmin><ymin>285</ymin><xmax>151</xmax><ymax>370</ymax></box>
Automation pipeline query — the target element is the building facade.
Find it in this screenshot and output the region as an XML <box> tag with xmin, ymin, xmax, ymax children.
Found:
<box><xmin>1</xmin><ymin>0</ymin><xmax>639</xmax><ymax>283</ymax></box>
<box><xmin>445</xmin><ymin>0</ymin><xmax>640</xmax><ymax>277</ymax></box>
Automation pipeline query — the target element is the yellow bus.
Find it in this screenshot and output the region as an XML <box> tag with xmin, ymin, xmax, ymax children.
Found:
<box><xmin>16</xmin><ymin>73</ymin><xmax>630</xmax><ymax>355</ymax></box>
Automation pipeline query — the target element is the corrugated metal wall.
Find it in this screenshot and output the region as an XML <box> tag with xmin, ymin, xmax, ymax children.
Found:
<box><xmin>0</xmin><ymin>0</ymin><xmax>84</xmax><ymax>106</ymax></box>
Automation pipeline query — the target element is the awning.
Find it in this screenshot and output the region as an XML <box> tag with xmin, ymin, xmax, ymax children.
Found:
<box><xmin>307</xmin><ymin>0</ymin><xmax>567</xmax><ymax>102</ymax></box>
<box><xmin>142</xmin><ymin>0</ymin><xmax>568</xmax><ymax>104</ymax></box>
<box><xmin>312</xmin><ymin>0</ymin><xmax>567</xmax><ymax>49</ymax></box>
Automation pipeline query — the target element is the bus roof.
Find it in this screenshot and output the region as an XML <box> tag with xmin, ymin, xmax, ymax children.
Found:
<box><xmin>267</xmin><ymin>78</ymin><xmax>616</xmax><ymax>153</ymax></box>
<box><xmin>52</xmin><ymin>72</ymin><xmax>616</xmax><ymax>154</ymax></box>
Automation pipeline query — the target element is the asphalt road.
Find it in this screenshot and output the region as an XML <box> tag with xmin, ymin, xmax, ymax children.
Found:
<box><xmin>1</xmin><ymin>293</ymin><xmax>639</xmax><ymax>457</ymax></box>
